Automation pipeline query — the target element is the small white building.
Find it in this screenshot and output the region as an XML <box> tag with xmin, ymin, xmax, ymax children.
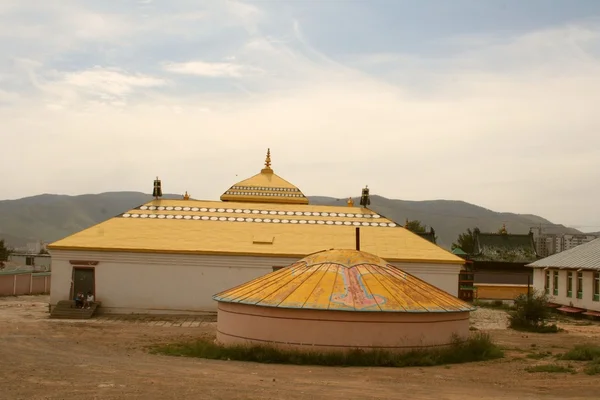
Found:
<box><xmin>8</xmin><ymin>253</ymin><xmax>52</xmax><ymax>271</ymax></box>
<box><xmin>528</xmin><ymin>238</ymin><xmax>600</xmax><ymax>315</ymax></box>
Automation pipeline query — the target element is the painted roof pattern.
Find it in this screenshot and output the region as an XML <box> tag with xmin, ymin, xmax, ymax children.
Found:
<box><xmin>213</xmin><ymin>249</ymin><xmax>474</xmax><ymax>313</ymax></box>
<box><xmin>48</xmin><ymin>199</ymin><xmax>464</xmax><ymax>264</ymax></box>
<box><xmin>528</xmin><ymin>238</ymin><xmax>600</xmax><ymax>270</ymax></box>
<box><xmin>473</xmin><ymin>232</ymin><xmax>538</xmax><ymax>263</ymax></box>
<box><xmin>220</xmin><ymin>149</ymin><xmax>309</xmax><ymax>205</ymax></box>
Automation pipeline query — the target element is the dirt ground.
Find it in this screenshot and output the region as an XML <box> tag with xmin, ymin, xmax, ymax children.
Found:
<box><xmin>1</xmin><ymin>296</ymin><xmax>599</xmax><ymax>400</ymax></box>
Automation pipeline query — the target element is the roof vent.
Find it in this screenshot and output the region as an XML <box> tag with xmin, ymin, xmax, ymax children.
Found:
<box><xmin>253</xmin><ymin>235</ymin><xmax>274</xmax><ymax>245</ymax></box>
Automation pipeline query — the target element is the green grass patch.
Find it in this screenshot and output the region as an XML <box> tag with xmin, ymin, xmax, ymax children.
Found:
<box><xmin>150</xmin><ymin>333</ymin><xmax>503</xmax><ymax>367</ymax></box>
<box><xmin>526</xmin><ymin>351</ymin><xmax>552</xmax><ymax>360</ymax></box>
<box><xmin>525</xmin><ymin>364</ymin><xmax>575</xmax><ymax>373</ymax></box>
<box><xmin>560</xmin><ymin>344</ymin><xmax>600</xmax><ymax>361</ymax></box>
<box><xmin>559</xmin><ymin>344</ymin><xmax>600</xmax><ymax>375</ymax></box>
<box><xmin>584</xmin><ymin>358</ymin><xmax>600</xmax><ymax>376</ymax></box>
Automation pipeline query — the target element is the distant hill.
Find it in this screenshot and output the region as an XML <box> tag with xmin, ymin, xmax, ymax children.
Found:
<box><xmin>0</xmin><ymin>192</ymin><xmax>581</xmax><ymax>250</ymax></box>
<box><xmin>309</xmin><ymin>195</ymin><xmax>581</xmax><ymax>248</ymax></box>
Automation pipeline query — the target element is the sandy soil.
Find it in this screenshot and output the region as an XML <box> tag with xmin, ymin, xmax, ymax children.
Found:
<box><xmin>1</xmin><ymin>296</ymin><xmax>599</xmax><ymax>400</ymax></box>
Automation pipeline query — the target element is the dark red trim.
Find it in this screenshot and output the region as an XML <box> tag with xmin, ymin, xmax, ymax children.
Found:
<box><xmin>69</xmin><ymin>260</ymin><xmax>99</xmax><ymax>265</ymax></box>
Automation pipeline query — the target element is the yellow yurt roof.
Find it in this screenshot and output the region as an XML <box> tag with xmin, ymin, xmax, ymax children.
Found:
<box><xmin>213</xmin><ymin>249</ymin><xmax>474</xmax><ymax>313</ymax></box>
<box><xmin>220</xmin><ymin>149</ymin><xmax>309</xmax><ymax>205</ymax></box>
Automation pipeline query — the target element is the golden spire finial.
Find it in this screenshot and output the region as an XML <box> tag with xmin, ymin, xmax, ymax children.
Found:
<box><xmin>261</xmin><ymin>148</ymin><xmax>273</xmax><ymax>173</ymax></box>
<box><xmin>265</xmin><ymin>148</ymin><xmax>271</xmax><ymax>168</ymax></box>
<box><xmin>347</xmin><ymin>197</ymin><xmax>354</xmax><ymax>207</ymax></box>
<box><xmin>183</xmin><ymin>191</ymin><xmax>190</xmax><ymax>200</ymax></box>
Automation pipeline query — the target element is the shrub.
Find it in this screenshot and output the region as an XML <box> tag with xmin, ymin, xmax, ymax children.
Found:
<box><xmin>151</xmin><ymin>333</ymin><xmax>503</xmax><ymax>367</ymax></box>
<box><xmin>508</xmin><ymin>290</ymin><xmax>559</xmax><ymax>333</ymax></box>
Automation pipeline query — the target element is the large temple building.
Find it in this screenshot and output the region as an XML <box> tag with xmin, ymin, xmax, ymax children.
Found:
<box><xmin>214</xmin><ymin>249</ymin><xmax>474</xmax><ymax>352</ymax></box>
<box><xmin>48</xmin><ymin>150</ymin><xmax>465</xmax><ymax>315</ymax></box>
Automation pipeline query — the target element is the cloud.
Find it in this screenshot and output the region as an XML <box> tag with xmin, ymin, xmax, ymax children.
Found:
<box><xmin>163</xmin><ymin>61</ymin><xmax>262</xmax><ymax>78</ymax></box>
<box><xmin>60</xmin><ymin>68</ymin><xmax>166</xmax><ymax>95</ymax></box>
<box><xmin>0</xmin><ymin>1</ymin><xmax>599</xmax><ymax>231</ymax></box>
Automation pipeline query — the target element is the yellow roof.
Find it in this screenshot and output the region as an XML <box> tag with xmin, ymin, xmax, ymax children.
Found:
<box><xmin>47</xmin><ymin>198</ymin><xmax>463</xmax><ymax>264</ymax></box>
<box><xmin>213</xmin><ymin>249</ymin><xmax>474</xmax><ymax>313</ymax></box>
<box><xmin>220</xmin><ymin>149</ymin><xmax>309</xmax><ymax>205</ymax></box>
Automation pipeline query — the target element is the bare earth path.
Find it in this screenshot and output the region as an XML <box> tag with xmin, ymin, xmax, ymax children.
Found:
<box><xmin>1</xmin><ymin>296</ymin><xmax>599</xmax><ymax>400</ymax></box>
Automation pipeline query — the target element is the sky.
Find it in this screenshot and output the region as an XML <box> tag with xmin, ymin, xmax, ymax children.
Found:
<box><xmin>1</xmin><ymin>0</ymin><xmax>599</xmax><ymax>232</ymax></box>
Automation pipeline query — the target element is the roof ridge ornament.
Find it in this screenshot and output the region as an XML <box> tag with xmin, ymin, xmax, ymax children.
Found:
<box><xmin>261</xmin><ymin>148</ymin><xmax>273</xmax><ymax>173</ymax></box>
<box><xmin>152</xmin><ymin>176</ymin><xmax>162</xmax><ymax>200</ymax></box>
<box><xmin>359</xmin><ymin>185</ymin><xmax>370</xmax><ymax>208</ymax></box>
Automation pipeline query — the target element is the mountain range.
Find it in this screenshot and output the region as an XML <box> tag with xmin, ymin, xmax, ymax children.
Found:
<box><xmin>0</xmin><ymin>192</ymin><xmax>582</xmax><ymax>250</ymax></box>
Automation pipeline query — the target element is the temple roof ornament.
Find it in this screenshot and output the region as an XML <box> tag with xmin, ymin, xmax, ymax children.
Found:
<box><xmin>220</xmin><ymin>149</ymin><xmax>309</xmax><ymax>205</ymax></box>
<box><xmin>152</xmin><ymin>177</ymin><xmax>162</xmax><ymax>200</ymax></box>
<box><xmin>262</xmin><ymin>148</ymin><xmax>272</xmax><ymax>173</ymax></box>
<box><xmin>359</xmin><ymin>185</ymin><xmax>371</xmax><ymax>208</ymax></box>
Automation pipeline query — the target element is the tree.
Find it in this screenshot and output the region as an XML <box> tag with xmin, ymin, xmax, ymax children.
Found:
<box><xmin>0</xmin><ymin>239</ymin><xmax>12</xmax><ymax>263</ymax></box>
<box><xmin>451</xmin><ymin>228</ymin><xmax>477</xmax><ymax>255</ymax></box>
<box><xmin>405</xmin><ymin>219</ymin><xmax>426</xmax><ymax>233</ymax></box>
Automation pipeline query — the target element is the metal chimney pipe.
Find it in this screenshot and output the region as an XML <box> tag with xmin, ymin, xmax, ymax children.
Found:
<box><xmin>355</xmin><ymin>227</ymin><xmax>360</xmax><ymax>251</ymax></box>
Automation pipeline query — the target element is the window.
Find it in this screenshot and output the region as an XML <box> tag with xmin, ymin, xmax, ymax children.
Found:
<box><xmin>594</xmin><ymin>272</ymin><xmax>599</xmax><ymax>302</ymax></box>
<box><xmin>25</xmin><ymin>256</ymin><xmax>34</xmax><ymax>266</ymax></box>
<box><xmin>577</xmin><ymin>271</ymin><xmax>583</xmax><ymax>299</ymax></box>
<box><xmin>552</xmin><ymin>270</ymin><xmax>559</xmax><ymax>295</ymax></box>
<box><xmin>567</xmin><ymin>271</ymin><xmax>573</xmax><ymax>297</ymax></box>
<box><xmin>544</xmin><ymin>270</ymin><xmax>550</xmax><ymax>294</ymax></box>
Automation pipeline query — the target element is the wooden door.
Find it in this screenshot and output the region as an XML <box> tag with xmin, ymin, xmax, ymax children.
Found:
<box><xmin>72</xmin><ymin>268</ymin><xmax>95</xmax><ymax>297</ymax></box>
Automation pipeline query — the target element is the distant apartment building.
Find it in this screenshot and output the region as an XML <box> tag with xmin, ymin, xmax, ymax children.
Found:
<box><xmin>531</xmin><ymin>228</ymin><xmax>599</xmax><ymax>257</ymax></box>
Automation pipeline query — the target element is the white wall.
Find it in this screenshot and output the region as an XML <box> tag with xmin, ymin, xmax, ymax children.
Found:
<box><xmin>50</xmin><ymin>250</ymin><xmax>461</xmax><ymax>314</ymax></box>
<box><xmin>533</xmin><ymin>267</ymin><xmax>600</xmax><ymax>312</ymax></box>
<box><xmin>392</xmin><ymin>262</ymin><xmax>461</xmax><ymax>297</ymax></box>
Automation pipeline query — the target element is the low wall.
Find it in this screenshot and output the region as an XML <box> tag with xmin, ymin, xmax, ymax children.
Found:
<box><xmin>0</xmin><ymin>272</ymin><xmax>51</xmax><ymax>296</ymax></box>
<box><xmin>475</xmin><ymin>284</ymin><xmax>529</xmax><ymax>300</ymax></box>
<box><xmin>217</xmin><ymin>302</ymin><xmax>471</xmax><ymax>352</ymax></box>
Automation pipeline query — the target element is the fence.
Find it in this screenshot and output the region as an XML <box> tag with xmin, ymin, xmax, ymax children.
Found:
<box><xmin>0</xmin><ymin>271</ymin><xmax>51</xmax><ymax>296</ymax></box>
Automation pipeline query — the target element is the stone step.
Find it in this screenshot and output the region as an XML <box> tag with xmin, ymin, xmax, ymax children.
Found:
<box><xmin>51</xmin><ymin>301</ymin><xmax>100</xmax><ymax>320</ymax></box>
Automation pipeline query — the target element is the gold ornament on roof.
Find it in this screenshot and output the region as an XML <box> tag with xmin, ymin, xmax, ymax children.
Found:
<box><xmin>183</xmin><ymin>191</ymin><xmax>190</xmax><ymax>200</ymax></box>
<box><xmin>347</xmin><ymin>197</ymin><xmax>354</xmax><ymax>207</ymax></box>
<box><xmin>261</xmin><ymin>148</ymin><xmax>273</xmax><ymax>174</ymax></box>
<box><xmin>499</xmin><ymin>223</ymin><xmax>508</xmax><ymax>234</ymax></box>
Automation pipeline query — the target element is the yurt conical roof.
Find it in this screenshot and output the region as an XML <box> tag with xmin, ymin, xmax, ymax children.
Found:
<box><xmin>213</xmin><ymin>249</ymin><xmax>474</xmax><ymax>313</ymax></box>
